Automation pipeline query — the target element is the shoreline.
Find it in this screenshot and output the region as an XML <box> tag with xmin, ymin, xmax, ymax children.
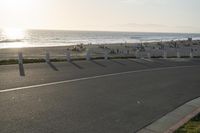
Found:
<box><xmin>0</xmin><ymin>38</ymin><xmax>200</xmax><ymax>50</ymax></box>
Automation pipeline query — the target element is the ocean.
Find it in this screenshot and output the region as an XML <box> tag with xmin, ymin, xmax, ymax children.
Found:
<box><xmin>0</xmin><ymin>30</ymin><xmax>200</xmax><ymax>49</ymax></box>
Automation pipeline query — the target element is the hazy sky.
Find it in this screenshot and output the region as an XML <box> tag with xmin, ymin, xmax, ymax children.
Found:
<box><xmin>0</xmin><ymin>0</ymin><xmax>200</xmax><ymax>33</ymax></box>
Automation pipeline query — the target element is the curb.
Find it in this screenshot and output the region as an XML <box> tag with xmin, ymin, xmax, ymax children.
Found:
<box><xmin>137</xmin><ymin>97</ymin><xmax>200</xmax><ymax>133</ymax></box>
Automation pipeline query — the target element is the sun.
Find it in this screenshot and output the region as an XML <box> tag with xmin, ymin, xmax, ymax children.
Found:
<box><xmin>2</xmin><ymin>28</ymin><xmax>25</xmax><ymax>40</ymax></box>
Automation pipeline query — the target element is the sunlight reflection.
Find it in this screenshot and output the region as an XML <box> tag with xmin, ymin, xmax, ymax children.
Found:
<box><xmin>0</xmin><ymin>28</ymin><xmax>27</xmax><ymax>48</ymax></box>
<box><xmin>2</xmin><ymin>28</ymin><xmax>25</xmax><ymax>40</ymax></box>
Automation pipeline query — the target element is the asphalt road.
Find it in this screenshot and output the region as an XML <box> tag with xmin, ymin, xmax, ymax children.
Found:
<box><xmin>0</xmin><ymin>58</ymin><xmax>200</xmax><ymax>133</ymax></box>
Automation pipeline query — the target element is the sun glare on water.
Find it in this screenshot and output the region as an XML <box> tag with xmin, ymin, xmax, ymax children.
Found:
<box><xmin>1</xmin><ymin>28</ymin><xmax>27</xmax><ymax>48</ymax></box>
<box><xmin>2</xmin><ymin>28</ymin><xmax>25</xmax><ymax>40</ymax></box>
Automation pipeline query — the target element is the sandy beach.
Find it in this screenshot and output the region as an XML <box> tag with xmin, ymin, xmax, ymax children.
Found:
<box><xmin>0</xmin><ymin>39</ymin><xmax>200</xmax><ymax>61</ymax></box>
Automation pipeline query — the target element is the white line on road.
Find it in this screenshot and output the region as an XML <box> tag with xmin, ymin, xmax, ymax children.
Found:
<box><xmin>0</xmin><ymin>65</ymin><xmax>199</xmax><ymax>93</ymax></box>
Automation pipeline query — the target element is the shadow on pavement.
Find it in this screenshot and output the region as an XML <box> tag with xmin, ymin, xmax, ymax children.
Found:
<box><xmin>127</xmin><ymin>59</ymin><xmax>152</xmax><ymax>68</ymax></box>
<box><xmin>47</xmin><ymin>62</ymin><xmax>59</xmax><ymax>71</ymax></box>
<box><xmin>90</xmin><ymin>60</ymin><xmax>106</xmax><ymax>68</ymax></box>
<box><xmin>19</xmin><ymin>63</ymin><xmax>25</xmax><ymax>76</ymax></box>
<box><xmin>109</xmin><ymin>59</ymin><xmax>126</xmax><ymax>66</ymax></box>
<box><xmin>69</xmin><ymin>61</ymin><xmax>83</xmax><ymax>69</ymax></box>
<box><xmin>142</xmin><ymin>59</ymin><xmax>164</xmax><ymax>67</ymax></box>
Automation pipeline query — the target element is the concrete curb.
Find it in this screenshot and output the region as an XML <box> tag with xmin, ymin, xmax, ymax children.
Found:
<box><xmin>137</xmin><ymin>97</ymin><xmax>200</xmax><ymax>133</ymax></box>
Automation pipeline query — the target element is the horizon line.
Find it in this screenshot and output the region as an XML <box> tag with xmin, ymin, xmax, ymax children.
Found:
<box><xmin>0</xmin><ymin>28</ymin><xmax>200</xmax><ymax>34</ymax></box>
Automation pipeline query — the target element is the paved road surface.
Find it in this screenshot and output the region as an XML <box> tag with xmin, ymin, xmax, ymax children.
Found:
<box><xmin>0</xmin><ymin>58</ymin><xmax>200</xmax><ymax>133</ymax></box>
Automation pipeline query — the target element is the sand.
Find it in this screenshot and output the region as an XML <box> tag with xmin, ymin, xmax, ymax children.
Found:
<box><xmin>0</xmin><ymin>40</ymin><xmax>200</xmax><ymax>60</ymax></box>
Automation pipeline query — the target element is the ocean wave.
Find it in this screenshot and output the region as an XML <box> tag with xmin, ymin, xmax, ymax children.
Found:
<box><xmin>0</xmin><ymin>39</ymin><xmax>23</xmax><ymax>43</ymax></box>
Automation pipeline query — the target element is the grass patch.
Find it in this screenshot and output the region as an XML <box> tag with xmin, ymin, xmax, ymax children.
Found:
<box><xmin>175</xmin><ymin>113</ymin><xmax>200</xmax><ymax>133</ymax></box>
<box><xmin>151</xmin><ymin>56</ymin><xmax>164</xmax><ymax>58</ymax></box>
<box><xmin>0</xmin><ymin>57</ymin><xmax>137</xmax><ymax>66</ymax></box>
<box><xmin>0</xmin><ymin>59</ymin><xmax>18</xmax><ymax>65</ymax></box>
<box><xmin>0</xmin><ymin>56</ymin><xmax>199</xmax><ymax>66</ymax></box>
<box><xmin>180</xmin><ymin>56</ymin><xmax>190</xmax><ymax>58</ymax></box>
<box><xmin>0</xmin><ymin>59</ymin><xmax>56</xmax><ymax>65</ymax></box>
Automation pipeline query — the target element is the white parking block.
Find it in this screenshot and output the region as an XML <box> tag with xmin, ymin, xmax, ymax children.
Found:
<box><xmin>147</xmin><ymin>52</ymin><xmax>151</xmax><ymax>59</ymax></box>
<box><xmin>190</xmin><ymin>52</ymin><xmax>193</xmax><ymax>58</ymax></box>
<box><xmin>104</xmin><ymin>51</ymin><xmax>108</xmax><ymax>60</ymax></box>
<box><xmin>135</xmin><ymin>51</ymin><xmax>139</xmax><ymax>58</ymax></box>
<box><xmin>86</xmin><ymin>50</ymin><xmax>91</xmax><ymax>60</ymax></box>
<box><xmin>18</xmin><ymin>52</ymin><xmax>23</xmax><ymax>64</ymax></box>
<box><xmin>66</xmin><ymin>51</ymin><xmax>71</xmax><ymax>62</ymax></box>
<box><xmin>177</xmin><ymin>51</ymin><xmax>180</xmax><ymax>58</ymax></box>
<box><xmin>45</xmin><ymin>52</ymin><xmax>50</xmax><ymax>63</ymax></box>
<box><xmin>163</xmin><ymin>51</ymin><xmax>167</xmax><ymax>59</ymax></box>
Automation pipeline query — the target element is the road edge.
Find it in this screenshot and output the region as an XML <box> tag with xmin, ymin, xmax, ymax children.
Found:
<box><xmin>137</xmin><ymin>97</ymin><xmax>200</xmax><ymax>133</ymax></box>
